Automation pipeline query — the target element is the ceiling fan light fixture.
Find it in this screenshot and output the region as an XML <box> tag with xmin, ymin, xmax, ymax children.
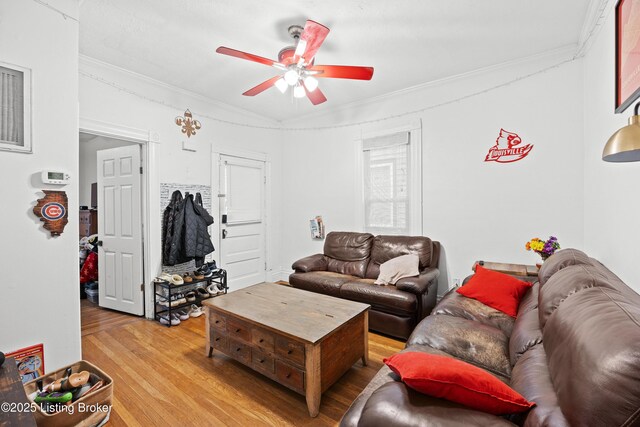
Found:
<box><xmin>274</xmin><ymin>77</ymin><xmax>288</xmax><ymax>93</ymax></box>
<box><xmin>304</xmin><ymin>75</ymin><xmax>318</xmax><ymax>92</ymax></box>
<box><xmin>284</xmin><ymin>69</ymin><xmax>299</xmax><ymax>86</ymax></box>
<box><xmin>293</xmin><ymin>84</ymin><xmax>306</xmax><ymax>98</ymax></box>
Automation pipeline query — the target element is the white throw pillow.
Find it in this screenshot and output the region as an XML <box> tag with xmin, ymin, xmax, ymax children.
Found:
<box><xmin>374</xmin><ymin>254</ymin><xmax>420</xmax><ymax>285</ymax></box>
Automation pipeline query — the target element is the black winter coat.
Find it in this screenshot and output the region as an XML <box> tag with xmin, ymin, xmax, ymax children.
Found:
<box><xmin>162</xmin><ymin>190</ymin><xmax>187</xmax><ymax>265</ymax></box>
<box><xmin>183</xmin><ymin>193</ymin><xmax>215</xmax><ymax>266</ymax></box>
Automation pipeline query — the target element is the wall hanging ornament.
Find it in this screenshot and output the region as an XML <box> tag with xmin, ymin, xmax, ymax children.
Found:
<box><xmin>484</xmin><ymin>129</ymin><xmax>533</xmax><ymax>163</ymax></box>
<box><xmin>33</xmin><ymin>190</ymin><xmax>68</xmax><ymax>236</ymax></box>
<box><xmin>175</xmin><ymin>109</ymin><xmax>201</xmax><ymax>138</ymax></box>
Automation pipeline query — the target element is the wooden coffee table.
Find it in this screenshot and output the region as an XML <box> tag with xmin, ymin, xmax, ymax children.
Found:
<box><xmin>202</xmin><ymin>283</ymin><xmax>370</xmax><ymax>417</ymax></box>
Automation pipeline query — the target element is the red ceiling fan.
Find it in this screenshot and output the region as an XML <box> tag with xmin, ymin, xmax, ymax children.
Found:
<box><xmin>216</xmin><ymin>20</ymin><xmax>374</xmax><ymax>105</ymax></box>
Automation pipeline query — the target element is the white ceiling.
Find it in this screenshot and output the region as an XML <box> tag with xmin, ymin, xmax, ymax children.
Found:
<box><xmin>79</xmin><ymin>0</ymin><xmax>590</xmax><ymax>122</ymax></box>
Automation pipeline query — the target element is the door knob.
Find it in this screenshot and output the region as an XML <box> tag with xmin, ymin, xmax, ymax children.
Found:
<box><xmin>222</xmin><ymin>229</ymin><xmax>228</xmax><ymax>239</ymax></box>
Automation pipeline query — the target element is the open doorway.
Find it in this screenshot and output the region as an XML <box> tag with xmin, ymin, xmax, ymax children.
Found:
<box><xmin>79</xmin><ymin>132</ymin><xmax>145</xmax><ymax>317</ymax></box>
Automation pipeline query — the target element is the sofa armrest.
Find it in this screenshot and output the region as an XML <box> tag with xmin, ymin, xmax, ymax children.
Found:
<box><xmin>291</xmin><ymin>254</ymin><xmax>328</xmax><ymax>273</ymax></box>
<box><xmin>395</xmin><ymin>268</ymin><xmax>439</xmax><ymax>295</ymax></box>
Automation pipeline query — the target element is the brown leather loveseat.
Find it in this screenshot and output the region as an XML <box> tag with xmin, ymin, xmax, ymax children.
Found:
<box><xmin>289</xmin><ymin>231</ymin><xmax>440</xmax><ymax>340</ymax></box>
<box><xmin>340</xmin><ymin>248</ymin><xmax>640</xmax><ymax>426</ymax></box>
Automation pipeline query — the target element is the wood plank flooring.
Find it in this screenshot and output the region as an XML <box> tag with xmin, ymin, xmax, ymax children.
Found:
<box><xmin>81</xmin><ymin>300</ymin><xmax>403</xmax><ymax>426</ymax></box>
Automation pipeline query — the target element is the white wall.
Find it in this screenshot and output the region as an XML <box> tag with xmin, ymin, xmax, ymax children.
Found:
<box><xmin>0</xmin><ymin>0</ymin><xmax>81</xmax><ymax>370</ymax></box>
<box><xmin>582</xmin><ymin>7</ymin><xmax>640</xmax><ymax>291</ymax></box>
<box><xmin>79</xmin><ymin>135</ymin><xmax>132</xmax><ymax>207</ymax></box>
<box><xmin>79</xmin><ymin>57</ymin><xmax>285</xmax><ymax>298</ymax></box>
<box><xmin>280</xmin><ymin>50</ymin><xmax>586</xmax><ymax>295</ymax></box>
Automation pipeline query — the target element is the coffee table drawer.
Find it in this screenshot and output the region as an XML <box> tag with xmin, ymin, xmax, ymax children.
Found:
<box><xmin>228</xmin><ymin>338</ymin><xmax>251</xmax><ymax>364</ymax></box>
<box><xmin>275</xmin><ymin>360</ymin><xmax>304</xmax><ymax>393</ymax></box>
<box><xmin>252</xmin><ymin>329</ymin><xmax>275</xmax><ymax>353</ymax></box>
<box><xmin>228</xmin><ymin>318</ymin><xmax>252</xmax><ymax>343</ymax></box>
<box><xmin>209</xmin><ymin>311</ymin><xmax>227</xmax><ymax>331</ymax></box>
<box><xmin>211</xmin><ymin>331</ymin><xmax>228</xmax><ymax>353</ymax></box>
<box><xmin>275</xmin><ymin>337</ymin><xmax>305</xmax><ymax>367</ymax></box>
<box><xmin>251</xmin><ymin>349</ymin><xmax>275</xmax><ymax>375</ymax></box>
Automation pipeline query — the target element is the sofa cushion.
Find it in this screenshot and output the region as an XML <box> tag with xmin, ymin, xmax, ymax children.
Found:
<box><xmin>537</xmin><ymin>248</ymin><xmax>591</xmax><ymax>286</ymax></box>
<box><xmin>543</xmin><ymin>286</ymin><xmax>640</xmax><ymax>427</ymax></box>
<box><xmin>537</xmin><ymin>265</ymin><xmax>617</xmax><ymax>329</ymax></box>
<box><xmin>323</xmin><ymin>231</ymin><xmax>374</xmax><ymax>278</ymax></box>
<box><xmin>288</xmin><ymin>271</ymin><xmax>354</xmax><ymax>297</ymax></box>
<box><xmin>384</xmin><ymin>352</ymin><xmax>534</xmax><ymax>415</ymax></box>
<box><xmin>365</xmin><ymin>235</ymin><xmax>433</xmax><ymax>279</ymax></box>
<box><xmin>433</xmin><ymin>290</ymin><xmax>515</xmax><ymax>337</ymax></box>
<box><xmin>508</xmin><ymin>308</ymin><xmax>542</xmax><ymax>366</ymax></box>
<box><xmin>510</xmin><ymin>345</ymin><xmax>569</xmax><ymax>427</ymax></box>
<box><xmin>407</xmin><ymin>315</ymin><xmax>512</xmax><ymax>378</ymax></box>
<box><xmin>457</xmin><ymin>265</ymin><xmax>532</xmax><ymax>317</ymax></box>
<box><xmin>357</xmin><ymin>381</ymin><xmax>517</xmax><ymax>427</ymax></box>
<box><xmin>340</xmin><ymin>280</ymin><xmax>417</xmax><ymax>315</ymax></box>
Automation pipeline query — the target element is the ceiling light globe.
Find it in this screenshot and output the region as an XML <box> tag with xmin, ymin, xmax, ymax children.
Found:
<box><xmin>274</xmin><ymin>78</ymin><xmax>288</xmax><ymax>94</ymax></box>
<box><xmin>284</xmin><ymin>69</ymin><xmax>299</xmax><ymax>86</ymax></box>
<box><xmin>293</xmin><ymin>85</ymin><xmax>305</xmax><ymax>98</ymax></box>
<box><xmin>304</xmin><ymin>76</ymin><xmax>319</xmax><ymax>92</ymax></box>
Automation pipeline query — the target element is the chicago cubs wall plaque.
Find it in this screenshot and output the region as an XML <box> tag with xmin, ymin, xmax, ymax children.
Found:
<box><xmin>33</xmin><ymin>190</ymin><xmax>68</xmax><ymax>236</ymax></box>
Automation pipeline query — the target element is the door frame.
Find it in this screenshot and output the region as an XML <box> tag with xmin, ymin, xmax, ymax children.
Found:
<box><xmin>211</xmin><ymin>148</ymin><xmax>272</xmax><ymax>285</ymax></box>
<box><xmin>80</xmin><ymin>117</ymin><xmax>160</xmax><ymax>318</ymax></box>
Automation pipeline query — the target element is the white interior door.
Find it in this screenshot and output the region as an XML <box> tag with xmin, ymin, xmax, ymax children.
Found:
<box><xmin>97</xmin><ymin>145</ymin><xmax>144</xmax><ymax>315</ymax></box>
<box><xmin>220</xmin><ymin>155</ymin><xmax>266</xmax><ymax>290</ymax></box>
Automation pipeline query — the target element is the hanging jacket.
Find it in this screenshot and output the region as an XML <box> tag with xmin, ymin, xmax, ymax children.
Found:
<box><xmin>183</xmin><ymin>192</ymin><xmax>215</xmax><ymax>266</ymax></box>
<box><xmin>162</xmin><ymin>190</ymin><xmax>187</xmax><ymax>265</ymax></box>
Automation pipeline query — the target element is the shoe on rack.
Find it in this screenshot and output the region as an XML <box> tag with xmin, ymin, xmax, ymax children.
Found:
<box><xmin>158</xmin><ymin>296</ymin><xmax>187</xmax><ymax>307</ymax></box>
<box><xmin>205</xmin><ymin>260</ymin><xmax>217</xmax><ymax>271</ymax></box>
<box><xmin>197</xmin><ymin>265</ymin><xmax>213</xmax><ymax>278</ymax></box>
<box><xmin>185</xmin><ymin>291</ymin><xmax>196</xmax><ymax>302</ymax></box>
<box><xmin>189</xmin><ymin>305</ymin><xmax>204</xmax><ymax>317</ymax></box>
<box><xmin>207</xmin><ymin>283</ymin><xmax>222</xmax><ymax>297</ymax></box>
<box><xmin>170</xmin><ymin>274</ymin><xmax>184</xmax><ymax>285</ymax></box>
<box><xmin>183</xmin><ymin>273</ymin><xmax>193</xmax><ymax>283</ymax></box>
<box><xmin>176</xmin><ymin>309</ymin><xmax>190</xmax><ymax>321</ymax></box>
<box><xmin>159</xmin><ymin>314</ymin><xmax>180</xmax><ymax>326</ymax></box>
<box><xmin>195</xmin><ymin>287</ymin><xmax>210</xmax><ymax>299</ymax></box>
<box><xmin>193</xmin><ymin>271</ymin><xmax>205</xmax><ymax>280</ymax></box>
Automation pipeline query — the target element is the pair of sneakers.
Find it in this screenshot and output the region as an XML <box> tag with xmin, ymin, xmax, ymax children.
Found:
<box><xmin>159</xmin><ymin>313</ymin><xmax>182</xmax><ymax>326</ymax></box>
<box><xmin>158</xmin><ymin>305</ymin><xmax>204</xmax><ymax>325</ymax></box>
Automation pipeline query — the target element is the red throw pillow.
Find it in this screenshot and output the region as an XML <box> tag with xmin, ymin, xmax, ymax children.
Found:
<box><xmin>384</xmin><ymin>352</ymin><xmax>535</xmax><ymax>415</ymax></box>
<box><xmin>456</xmin><ymin>265</ymin><xmax>532</xmax><ymax>317</ymax></box>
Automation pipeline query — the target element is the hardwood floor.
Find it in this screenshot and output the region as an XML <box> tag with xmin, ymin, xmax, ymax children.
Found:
<box><xmin>81</xmin><ymin>300</ymin><xmax>403</xmax><ymax>426</ymax></box>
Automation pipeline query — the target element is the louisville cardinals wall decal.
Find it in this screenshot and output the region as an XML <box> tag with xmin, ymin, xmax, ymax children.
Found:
<box><xmin>33</xmin><ymin>190</ymin><xmax>68</xmax><ymax>236</ymax></box>
<box><xmin>485</xmin><ymin>129</ymin><xmax>533</xmax><ymax>163</ymax></box>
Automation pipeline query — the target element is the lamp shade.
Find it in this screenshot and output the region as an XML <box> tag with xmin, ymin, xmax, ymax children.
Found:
<box><xmin>603</xmin><ymin>114</ymin><xmax>640</xmax><ymax>162</ymax></box>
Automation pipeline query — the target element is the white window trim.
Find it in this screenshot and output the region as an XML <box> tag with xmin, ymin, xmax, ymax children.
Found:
<box><xmin>354</xmin><ymin>120</ymin><xmax>423</xmax><ymax>236</ymax></box>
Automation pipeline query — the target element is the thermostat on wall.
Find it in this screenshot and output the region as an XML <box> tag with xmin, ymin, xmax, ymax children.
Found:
<box><xmin>41</xmin><ymin>171</ymin><xmax>71</xmax><ymax>185</ymax></box>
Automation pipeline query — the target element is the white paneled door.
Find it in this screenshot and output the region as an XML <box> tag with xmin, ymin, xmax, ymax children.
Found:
<box><xmin>220</xmin><ymin>155</ymin><xmax>266</xmax><ymax>290</ymax></box>
<box><xmin>97</xmin><ymin>145</ymin><xmax>144</xmax><ymax>315</ymax></box>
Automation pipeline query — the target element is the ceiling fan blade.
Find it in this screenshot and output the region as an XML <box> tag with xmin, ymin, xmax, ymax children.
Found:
<box><xmin>309</xmin><ymin>65</ymin><xmax>374</xmax><ymax>80</ymax></box>
<box><xmin>216</xmin><ymin>46</ymin><xmax>285</xmax><ymax>69</ymax></box>
<box><xmin>295</xmin><ymin>20</ymin><xmax>330</xmax><ymax>63</ymax></box>
<box><xmin>304</xmin><ymin>84</ymin><xmax>327</xmax><ymax>105</ymax></box>
<box><xmin>242</xmin><ymin>76</ymin><xmax>282</xmax><ymax>96</ymax></box>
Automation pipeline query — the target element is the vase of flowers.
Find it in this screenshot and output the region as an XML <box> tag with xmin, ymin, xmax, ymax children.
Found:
<box><xmin>525</xmin><ymin>236</ymin><xmax>560</xmax><ymax>266</ymax></box>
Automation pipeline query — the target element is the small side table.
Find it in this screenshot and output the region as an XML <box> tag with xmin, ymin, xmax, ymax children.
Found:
<box><xmin>472</xmin><ymin>261</ymin><xmax>538</xmax><ymax>277</ymax></box>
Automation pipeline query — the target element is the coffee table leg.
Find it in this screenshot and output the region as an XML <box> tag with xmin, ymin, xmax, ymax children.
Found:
<box><xmin>362</xmin><ymin>311</ymin><xmax>369</xmax><ymax>366</ymax></box>
<box><xmin>205</xmin><ymin>308</ymin><xmax>213</xmax><ymax>358</ymax></box>
<box><xmin>305</xmin><ymin>343</ymin><xmax>321</xmax><ymax>417</ymax></box>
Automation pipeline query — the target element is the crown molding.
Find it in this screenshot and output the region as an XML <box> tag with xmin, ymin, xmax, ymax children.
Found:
<box><xmin>576</xmin><ymin>0</ymin><xmax>614</xmax><ymax>58</ymax></box>
<box><xmin>281</xmin><ymin>44</ymin><xmax>578</xmax><ymax>126</ymax></box>
<box><xmin>79</xmin><ymin>54</ymin><xmax>279</xmax><ymax>125</ymax></box>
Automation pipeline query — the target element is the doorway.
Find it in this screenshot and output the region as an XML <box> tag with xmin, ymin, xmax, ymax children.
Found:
<box><xmin>79</xmin><ymin>132</ymin><xmax>145</xmax><ymax>316</ymax></box>
<box><xmin>215</xmin><ymin>153</ymin><xmax>269</xmax><ymax>290</ymax></box>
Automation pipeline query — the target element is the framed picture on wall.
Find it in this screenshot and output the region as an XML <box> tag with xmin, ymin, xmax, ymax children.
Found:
<box><xmin>0</xmin><ymin>61</ymin><xmax>32</xmax><ymax>153</ymax></box>
<box><xmin>615</xmin><ymin>0</ymin><xmax>640</xmax><ymax>113</ymax></box>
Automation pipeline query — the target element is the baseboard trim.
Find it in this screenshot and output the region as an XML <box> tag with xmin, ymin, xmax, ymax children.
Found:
<box><xmin>268</xmin><ymin>269</ymin><xmax>293</xmax><ymax>283</ymax></box>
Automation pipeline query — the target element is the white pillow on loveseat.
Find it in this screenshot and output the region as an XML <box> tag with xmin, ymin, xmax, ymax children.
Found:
<box><xmin>374</xmin><ymin>254</ymin><xmax>420</xmax><ymax>285</ymax></box>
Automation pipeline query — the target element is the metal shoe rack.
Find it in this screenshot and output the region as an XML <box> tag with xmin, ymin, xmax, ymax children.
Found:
<box><xmin>154</xmin><ymin>269</ymin><xmax>228</xmax><ymax>327</ymax></box>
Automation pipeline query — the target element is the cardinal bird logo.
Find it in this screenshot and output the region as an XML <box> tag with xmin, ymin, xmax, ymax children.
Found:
<box><xmin>484</xmin><ymin>129</ymin><xmax>533</xmax><ymax>163</ymax></box>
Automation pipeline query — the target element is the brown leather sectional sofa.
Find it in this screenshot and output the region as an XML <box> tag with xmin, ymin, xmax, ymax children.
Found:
<box><xmin>340</xmin><ymin>249</ymin><xmax>640</xmax><ymax>426</ymax></box>
<box><xmin>289</xmin><ymin>231</ymin><xmax>440</xmax><ymax>340</ymax></box>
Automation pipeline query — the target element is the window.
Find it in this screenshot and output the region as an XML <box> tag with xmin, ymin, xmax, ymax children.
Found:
<box><xmin>361</xmin><ymin>130</ymin><xmax>419</xmax><ymax>235</ymax></box>
<box><xmin>0</xmin><ymin>62</ymin><xmax>31</xmax><ymax>153</ymax></box>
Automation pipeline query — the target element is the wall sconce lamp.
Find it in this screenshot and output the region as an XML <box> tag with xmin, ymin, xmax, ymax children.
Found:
<box><xmin>603</xmin><ymin>102</ymin><xmax>640</xmax><ymax>162</ymax></box>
